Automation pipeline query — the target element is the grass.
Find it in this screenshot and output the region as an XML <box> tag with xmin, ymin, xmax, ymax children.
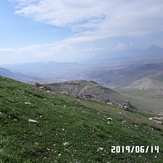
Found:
<box><xmin>114</xmin><ymin>88</ymin><xmax>163</xmax><ymax>114</ymax></box>
<box><xmin>0</xmin><ymin>76</ymin><xmax>163</xmax><ymax>163</ymax></box>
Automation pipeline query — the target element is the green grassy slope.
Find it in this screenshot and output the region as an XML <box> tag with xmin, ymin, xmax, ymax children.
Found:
<box><xmin>115</xmin><ymin>88</ymin><xmax>163</xmax><ymax>114</ymax></box>
<box><xmin>0</xmin><ymin>76</ymin><xmax>163</xmax><ymax>163</ymax></box>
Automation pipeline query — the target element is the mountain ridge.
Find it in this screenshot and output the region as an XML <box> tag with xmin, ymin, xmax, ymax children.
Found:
<box><xmin>48</xmin><ymin>80</ymin><xmax>137</xmax><ymax>110</ymax></box>
<box><xmin>0</xmin><ymin>66</ymin><xmax>42</xmax><ymax>84</ymax></box>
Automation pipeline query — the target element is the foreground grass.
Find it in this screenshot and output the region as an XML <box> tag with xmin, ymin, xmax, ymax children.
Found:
<box><xmin>0</xmin><ymin>76</ymin><xmax>163</xmax><ymax>163</ymax></box>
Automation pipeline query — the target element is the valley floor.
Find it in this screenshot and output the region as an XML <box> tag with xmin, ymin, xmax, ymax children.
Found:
<box><xmin>114</xmin><ymin>88</ymin><xmax>163</xmax><ymax>114</ymax></box>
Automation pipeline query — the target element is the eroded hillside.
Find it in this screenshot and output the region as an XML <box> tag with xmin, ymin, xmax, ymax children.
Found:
<box><xmin>48</xmin><ymin>80</ymin><xmax>137</xmax><ymax>110</ymax></box>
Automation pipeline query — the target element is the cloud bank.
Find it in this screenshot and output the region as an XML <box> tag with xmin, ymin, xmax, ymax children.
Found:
<box><xmin>13</xmin><ymin>0</ymin><xmax>163</xmax><ymax>41</ymax></box>
<box><xmin>1</xmin><ymin>0</ymin><xmax>162</xmax><ymax>65</ymax></box>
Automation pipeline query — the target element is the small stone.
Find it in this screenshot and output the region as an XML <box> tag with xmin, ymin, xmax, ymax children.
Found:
<box><xmin>28</xmin><ymin>119</ymin><xmax>38</xmax><ymax>123</ymax></box>
<box><xmin>107</xmin><ymin>118</ymin><xmax>113</xmax><ymax>121</ymax></box>
<box><xmin>25</xmin><ymin>102</ymin><xmax>31</xmax><ymax>105</ymax></box>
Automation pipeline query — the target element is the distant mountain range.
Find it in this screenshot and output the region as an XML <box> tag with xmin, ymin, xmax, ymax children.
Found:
<box><xmin>0</xmin><ymin>67</ymin><xmax>15</xmax><ymax>78</ymax></box>
<box><xmin>82</xmin><ymin>62</ymin><xmax>163</xmax><ymax>89</ymax></box>
<box><xmin>1</xmin><ymin>44</ymin><xmax>163</xmax><ymax>86</ymax></box>
<box><xmin>1</xmin><ymin>61</ymin><xmax>83</xmax><ymax>83</ymax></box>
<box><xmin>0</xmin><ymin>67</ymin><xmax>41</xmax><ymax>84</ymax></box>
<box><xmin>85</xmin><ymin>44</ymin><xmax>163</xmax><ymax>63</ymax></box>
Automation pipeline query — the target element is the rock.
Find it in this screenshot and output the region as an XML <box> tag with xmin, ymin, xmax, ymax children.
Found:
<box><xmin>62</xmin><ymin>142</ymin><xmax>69</xmax><ymax>146</ymax></box>
<box><xmin>28</xmin><ymin>119</ymin><xmax>38</xmax><ymax>123</ymax></box>
<box><xmin>50</xmin><ymin>92</ymin><xmax>57</xmax><ymax>95</ymax></box>
<box><xmin>153</xmin><ymin>117</ymin><xmax>163</xmax><ymax>120</ymax></box>
<box><xmin>157</xmin><ymin>117</ymin><xmax>163</xmax><ymax>120</ymax></box>
<box><xmin>107</xmin><ymin>118</ymin><xmax>113</xmax><ymax>121</ymax></box>
<box><xmin>35</xmin><ymin>82</ymin><xmax>51</xmax><ymax>90</ymax></box>
<box><xmin>36</xmin><ymin>82</ymin><xmax>45</xmax><ymax>87</ymax></box>
<box><xmin>32</xmin><ymin>92</ymin><xmax>44</xmax><ymax>98</ymax></box>
<box><xmin>119</xmin><ymin>112</ymin><xmax>126</xmax><ymax>115</ymax></box>
<box><xmin>154</xmin><ymin>120</ymin><xmax>163</xmax><ymax>125</ymax></box>
<box><xmin>123</xmin><ymin>105</ymin><xmax>133</xmax><ymax>112</ymax></box>
<box><xmin>39</xmin><ymin>86</ymin><xmax>45</xmax><ymax>89</ymax></box>
<box><xmin>25</xmin><ymin>102</ymin><xmax>32</xmax><ymax>105</ymax></box>
<box><xmin>90</xmin><ymin>80</ymin><xmax>98</xmax><ymax>84</ymax></box>
<box><xmin>61</xmin><ymin>91</ymin><xmax>70</xmax><ymax>96</ymax></box>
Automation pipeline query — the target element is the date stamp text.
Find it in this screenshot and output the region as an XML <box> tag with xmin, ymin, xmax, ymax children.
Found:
<box><xmin>111</xmin><ymin>146</ymin><xmax>159</xmax><ymax>153</ymax></box>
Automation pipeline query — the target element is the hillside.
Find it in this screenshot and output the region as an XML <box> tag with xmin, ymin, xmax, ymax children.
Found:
<box><xmin>0</xmin><ymin>67</ymin><xmax>15</xmax><ymax>78</ymax></box>
<box><xmin>48</xmin><ymin>80</ymin><xmax>137</xmax><ymax>110</ymax></box>
<box><xmin>0</xmin><ymin>67</ymin><xmax>41</xmax><ymax>84</ymax></box>
<box><xmin>0</xmin><ymin>76</ymin><xmax>163</xmax><ymax>162</ymax></box>
<box><xmin>82</xmin><ymin>63</ymin><xmax>163</xmax><ymax>88</ymax></box>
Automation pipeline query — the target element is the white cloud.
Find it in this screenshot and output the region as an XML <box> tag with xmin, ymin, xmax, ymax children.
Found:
<box><xmin>83</xmin><ymin>47</ymin><xmax>109</xmax><ymax>52</ymax></box>
<box><xmin>12</xmin><ymin>0</ymin><xmax>163</xmax><ymax>42</ymax></box>
<box><xmin>0</xmin><ymin>43</ymin><xmax>79</xmax><ymax>65</ymax></box>
<box><xmin>112</xmin><ymin>44</ymin><xmax>128</xmax><ymax>51</ymax></box>
<box><xmin>3</xmin><ymin>0</ymin><xmax>162</xmax><ymax>65</ymax></box>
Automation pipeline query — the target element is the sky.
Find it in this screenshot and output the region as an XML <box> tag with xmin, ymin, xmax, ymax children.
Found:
<box><xmin>0</xmin><ymin>0</ymin><xmax>163</xmax><ymax>64</ymax></box>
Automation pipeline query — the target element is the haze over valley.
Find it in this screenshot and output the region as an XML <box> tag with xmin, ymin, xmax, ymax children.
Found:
<box><xmin>1</xmin><ymin>44</ymin><xmax>163</xmax><ymax>113</ymax></box>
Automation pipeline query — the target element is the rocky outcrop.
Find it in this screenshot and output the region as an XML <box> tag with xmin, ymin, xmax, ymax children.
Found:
<box><xmin>61</xmin><ymin>91</ymin><xmax>70</xmax><ymax>96</ymax></box>
<box><xmin>149</xmin><ymin>117</ymin><xmax>163</xmax><ymax>125</ymax></box>
<box><xmin>63</xmin><ymin>81</ymin><xmax>80</xmax><ymax>85</ymax></box>
<box><xmin>36</xmin><ymin>82</ymin><xmax>51</xmax><ymax>90</ymax></box>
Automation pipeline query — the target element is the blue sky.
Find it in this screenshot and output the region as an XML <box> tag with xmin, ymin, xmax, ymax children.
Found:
<box><xmin>0</xmin><ymin>0</ymin><xmax>163</xmax><ymax>64</ymax></box>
